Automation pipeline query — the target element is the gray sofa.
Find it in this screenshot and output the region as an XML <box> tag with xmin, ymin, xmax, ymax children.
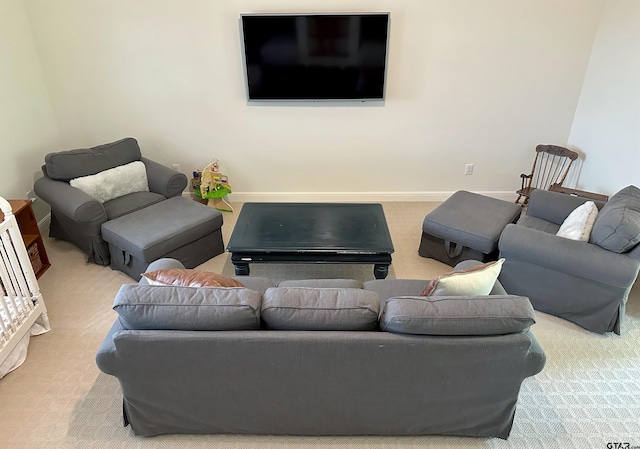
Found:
<box><xmin>499</xmin><ymin>186</ymin><xmax>640</xmax><ymax>334</ymax></box>
<box><xmin>96</xmin><ymin>258</ymin><xmax>546</xmax><ymax>439</ymax></box>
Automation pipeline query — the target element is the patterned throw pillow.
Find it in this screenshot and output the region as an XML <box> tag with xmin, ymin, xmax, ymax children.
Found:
<box><xmin>142</xmin><ymin>269</ymin><xmax>245</xmax><ymax>288</ymax></box>
<box><xmin>420</xmin><ymin>258</ymin><xmax>504</xmax><ymax>297</ymax></box>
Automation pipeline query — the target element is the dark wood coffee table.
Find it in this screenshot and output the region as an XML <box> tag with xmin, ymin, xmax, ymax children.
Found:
<box><xmin>227</xmin><ymin>203</ymin><xmax>394</xmax><ymax>279</ymax></box>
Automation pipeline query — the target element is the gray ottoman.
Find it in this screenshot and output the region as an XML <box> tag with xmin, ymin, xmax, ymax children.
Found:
<box><xmin>101</xmin><ymin>196</ymin><xmax>224</xmax><ymax>280</ymax></box>
<box><xmin>418</xmin><ymin>191</ymin><xmax>521</xmax><ymax>266</ymax></box>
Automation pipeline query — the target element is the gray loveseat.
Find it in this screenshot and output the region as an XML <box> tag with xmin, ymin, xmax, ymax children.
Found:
<box><xmin>499</xmin><ymin>186</ymin><xmax>640</xmax><ymax>334</ymax></box>
<box><xmin>96</xmin><ymin>259</ymin><xmax>546</xmax><ymax>439</ymax></box>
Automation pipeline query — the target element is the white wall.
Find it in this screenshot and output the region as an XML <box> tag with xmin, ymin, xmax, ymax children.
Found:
<box><xmin>568</xmin><ymin>0</ymin><xmax>640</xmax><ymax>196</ymax></box>
<box><xmin>22</xmin><ymin>0</ymin><xmax>604</xmax><ymax>201</ymax></box>
<box><xmin>0</xmin><ymin>0</ymin><xmax>60</xmax><ymax>203</ymax></box>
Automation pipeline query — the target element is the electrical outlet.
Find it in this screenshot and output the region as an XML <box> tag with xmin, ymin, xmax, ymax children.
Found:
<box><xmin>171</xmin><ymin>164</ymin><xmax>181</xmax><ymax>172</ymax></box>
<box><xmin>464</xmin><ymin>164</ymin><xmax>474</xmax><ymax>175</ymax></box>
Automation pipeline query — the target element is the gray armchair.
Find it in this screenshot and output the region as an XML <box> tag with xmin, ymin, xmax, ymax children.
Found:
<box><xmin>34</xmin><ymin>138</ymin><xmax>187</xmax><ymax>265</ymax></box>
<box><xmin>498</xmin><ymin>187</ymin><xmax>640</xmax><ymax>334</ymax></box>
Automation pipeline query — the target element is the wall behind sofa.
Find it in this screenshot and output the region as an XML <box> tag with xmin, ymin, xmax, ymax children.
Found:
<box><xmin>568</xmin><ymin>0</ymin><xmax>640</xmax><ymax>196</ymax></box>
<box><xmin>0</xmin><ymin>0</ymin><xmax>60</xmax><ymax>206</ymax></box>
<box><xmin>22</xmin><ymin>0</ymin><xmax>604</xmax><ymax>201</ymax></box>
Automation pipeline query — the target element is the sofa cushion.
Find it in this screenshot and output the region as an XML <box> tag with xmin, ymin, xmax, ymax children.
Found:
<box><xmin>590</xmin><ymin>185</ymin><xmax>640</xmax><ymax>253</ymax></box>
<box><xmin>517</xmin><ymin>215</ymin><xmax>561</xmax><ymax>234</ymax></box>
<box><xmin>113</xmin><ymin>284</ymin><xmax>261</xmax><ymax>330</ymax></box>
<box><xmin>261</xmin><ymin>287</ymin><xmax>380</xmax><ymax>331</ymax></box>
<box><xmin>69</xmin><ymin>161</ymin><xmax>149</xmax><ymax>203</ymax></box>
<box><xmin>104</xmin><ymin>191</ymin><xmax>167</xmax><ymax>220</ymax></box>
<box><xmin>44</xmin><ymin>137</ymin><xmax>142</xmax><ymax>181</ymax></box>
<box><xmin>277</xmin><ymin>279</ymin><xmax>362</xmax><ymax>288</ymax></box>
<box><xmin>142</xmin><ymin>269</ymin><xmax>245</xmax><ymax>288</ymax></box>
<box><xmin>421</xmin><ymin>258</ymin><xmax>504</xmax><ymax>296</ymax></box>
<box><xmin>556</xmin><ymin>201</ymin><xmax>599</xmax><ymax>241</ymax></box>
<box><xmin>230</xmin><ymin>276</ymin><xmax>276</xmax><ymax>294</ymax></box>
<box><xmin>380</xmin><ymin>295</ymin><xmax>535</xmax><ymax>336</ymax></box>
<box><xmin>363</xmin><ymin>279</ymin><xmax>431</xmax><ymax>302</ymax></box>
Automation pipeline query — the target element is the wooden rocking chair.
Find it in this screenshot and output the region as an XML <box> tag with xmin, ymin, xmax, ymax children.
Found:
<box><xmin>516</xmin><ymin>144</ymin><xmax>579</xmax><ymax>205</ymax></box>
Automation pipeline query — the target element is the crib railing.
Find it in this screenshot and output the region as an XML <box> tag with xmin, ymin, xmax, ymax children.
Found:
<box><xmin>0</xmin><ymin>197</ymin><xmax>50</xmax><ymax>368</ymax></box>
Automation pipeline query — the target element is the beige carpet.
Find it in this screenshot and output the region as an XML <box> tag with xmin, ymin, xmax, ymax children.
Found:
<box><xmin>1</xmin><ymin>201</ymin><xmax>639</xmax><ymax>449</ymax></box>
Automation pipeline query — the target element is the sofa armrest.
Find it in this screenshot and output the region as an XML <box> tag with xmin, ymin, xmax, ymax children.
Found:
<box><xmin>139</xmin><ymin>258</ymin><xmax>187</xmax><ymax>284</ymax></box>
<box><xmin>95</xmin><ymin>320</ymin><xmax>125</xmax><ymax>376</ymax></box>
<box><xmin>142</xmin><ymin>157</ymin><xmax>187</xmax><ymax>198</ymax></box>
<box><xmin>499</xmin><ymin>224</ymin><xmax>640</xmax><ymax>287</ymax></box>
<box><xmin>34</xmin><ymin>176</ymin><xmax>107</xmax><ymax>224</ymax></box>
<box><xmin>526</xmin><ymin>189</ymin><xmax>593</xmax><ymax>225</ymax></box>
<box><xmin>524</xmin><ymin>330</ymin><xmax>546</xmax><ymax>371</ymax></box>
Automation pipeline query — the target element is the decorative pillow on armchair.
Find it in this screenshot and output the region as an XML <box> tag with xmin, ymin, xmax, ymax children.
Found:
<box><xmin>69</xmin><ymin>160</ymin><xmax>149</xmax><ymax>203</ymax></box>
<box><xmin>420</xmin><ymin>258</ymin><xmax>504</xmax><ymax>296</ymax></box>
<box><xmin>556</xmin><ymin>201</ymin><xmax>598</xmax><ymax>241</ymax></box>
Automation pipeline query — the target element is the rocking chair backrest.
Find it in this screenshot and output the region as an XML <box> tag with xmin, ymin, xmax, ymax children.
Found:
<box><xmin>530</xmin><ymin>144</ymin><xmax>579</xmax><ymax>191</ymax></box>
<box><xmin>516</xmin><ymin>144</ymin><xmax>579</xmax><ymax>205</ymax></box>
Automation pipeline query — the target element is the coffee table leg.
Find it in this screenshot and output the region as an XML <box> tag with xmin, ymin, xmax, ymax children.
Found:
<box><xmin>234</xmin><ymin>263</ymin><xmax>250</xmax><ymax>276</ymax></box>
<box><xmin>373</xmin><ymin>264</ymin><xmax>389</xmax><ymax>279</ymax></box>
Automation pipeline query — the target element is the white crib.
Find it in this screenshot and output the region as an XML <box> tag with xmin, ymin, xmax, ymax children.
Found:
<box><xmin>0</xmin><ymin>197</ymin><xmax>50</xmax><ymax>378</ymax></box>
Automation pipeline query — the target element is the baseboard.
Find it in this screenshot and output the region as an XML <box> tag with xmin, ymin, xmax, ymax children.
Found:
<box><xmin>220</xmin><ymin>191</ymin><xmax>517</xmax><ymax>203</ymax></box>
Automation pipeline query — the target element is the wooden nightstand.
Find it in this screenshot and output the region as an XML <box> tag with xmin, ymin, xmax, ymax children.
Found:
<box><xmin>0</xmin><ymin>199</ymin><xmax>51</xmax><ymax>279</ymax></box>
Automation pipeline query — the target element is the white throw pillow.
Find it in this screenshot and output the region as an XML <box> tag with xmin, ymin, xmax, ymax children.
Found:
<box><xmin>421</xmin><ymin>258</ymin><xmax>505</xmax><ymax>297</ymax></box>
<box><xmin>556</xmin><ymin>201</ymin><xmax>599</xmax><ymax>241</ymax></box>
<box><xmin>69</xmin><ymin>161</ymin><xmax>149</xmax><ymax>203</ymax></box>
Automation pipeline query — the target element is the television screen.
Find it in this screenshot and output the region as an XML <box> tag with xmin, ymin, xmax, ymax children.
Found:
<box><xmin>240</xmin><ymin>13</ymin><xmax>390</xmax><ymax>101</ymax></box>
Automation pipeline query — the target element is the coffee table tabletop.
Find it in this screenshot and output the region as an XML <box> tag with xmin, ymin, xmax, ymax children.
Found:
<box><xmin>227</xmin><ymin>203</ymin><xmax>394</xmax><ymax>279</ymax></box>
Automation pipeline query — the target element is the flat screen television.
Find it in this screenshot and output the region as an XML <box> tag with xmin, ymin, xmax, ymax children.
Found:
<box><xmin>240</xmin><ymin>13</ymin><xmax>390</xmax><ymax>102</ymax></box>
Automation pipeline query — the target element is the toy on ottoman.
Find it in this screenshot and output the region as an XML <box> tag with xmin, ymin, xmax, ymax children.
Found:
<box><xmin>419</xmin><ymin>191</ymin><xmax>522</xmax><ymax>266</ymax></box>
